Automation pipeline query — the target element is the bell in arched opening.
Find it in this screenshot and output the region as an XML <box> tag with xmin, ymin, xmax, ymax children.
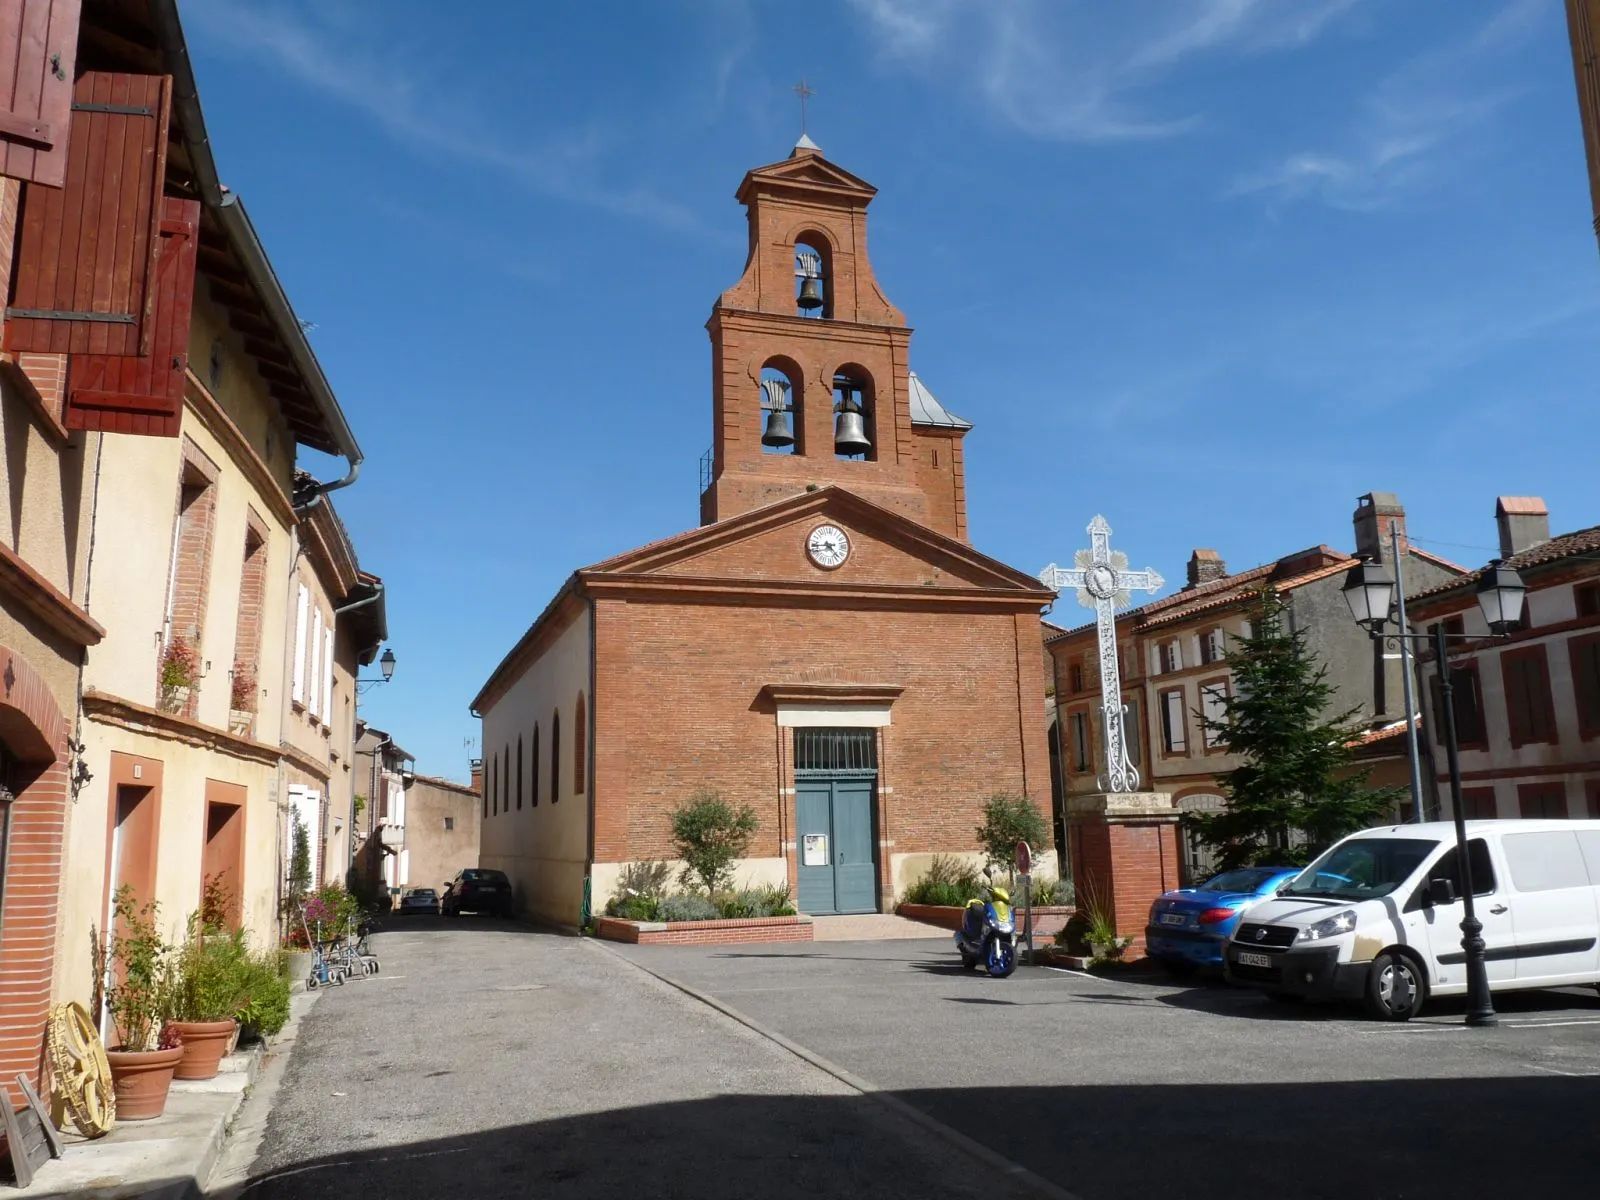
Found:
<box><xmin>795</xmin><ymin>249</ymin><xmax>825</xmax><ymax>316</ymax></box>
<box><xmin>760</xmin><ymin>376</ymin><xmax>795</xmax><ymax>449</ymax></box>
<box><xmin>833</xmin><ymin>377</ymin><xmax>871</xmax><ymax>457</ymax></box>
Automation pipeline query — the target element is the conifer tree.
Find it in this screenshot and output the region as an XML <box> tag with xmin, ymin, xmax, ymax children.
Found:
<box><xmin>1189</xmin><ymin>586</ymin><xmax>1397</xmax><ymax>869</ymax></box>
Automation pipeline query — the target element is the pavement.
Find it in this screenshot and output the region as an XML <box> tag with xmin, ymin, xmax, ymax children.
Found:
<box><xmin>208</xmin><ymin>914</ymin><xmax>1049</xmax><ymax>1199</ymax></box>
<box><xmin>12</xmin><ymin>1001</ymin><xmax>308</xmax><ymax>1200</ymax></box>
<box><xmin>613</xmin><ymin>938</ymin><xmax>1600</xmax><ymax>1199</ymax></box>
<box><xmin>809</xmin><ymin>913</ymin><xmax>946</xmax><ymax>941</ymax></box>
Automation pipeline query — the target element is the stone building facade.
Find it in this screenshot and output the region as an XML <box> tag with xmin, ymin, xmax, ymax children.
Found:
<box><xmin>474</xmin><ymin>141</ymin><xmax>1055</xmax><ymax>926</ymax></box>
<box><xmin>1411</xmin><ymin>498</ymin><xmax>1600</xmax><ymax>822</ymax></box>
<box><xmin>1046</xmin><ymin>493</ymin><xmax>1462</xmax><ymax>882</ymax></box>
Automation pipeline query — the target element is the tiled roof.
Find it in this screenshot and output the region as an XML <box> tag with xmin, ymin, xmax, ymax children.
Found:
<box><xmin>1409</xmin><ymin>523</ymin><xmax>1600</xmax><ymax>609</ymax></box>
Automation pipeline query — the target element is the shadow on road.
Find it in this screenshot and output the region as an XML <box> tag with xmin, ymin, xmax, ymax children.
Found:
<box><xmin>228</xmin><ymin>1076</ymin><xmax>1597</xmax><ymax>1200</ymax></box>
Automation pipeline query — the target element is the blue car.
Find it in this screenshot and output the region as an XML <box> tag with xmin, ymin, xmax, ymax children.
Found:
<box><xmin>1146</xmin><ymin>866</ymin><xmax>1300</xmax><ymax>975</ymax></box>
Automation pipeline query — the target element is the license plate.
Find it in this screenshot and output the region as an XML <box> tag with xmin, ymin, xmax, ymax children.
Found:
<box><xmin>1236</xmin><ymin>951</ymin><xmax>1273</xmax><ymax>969</ymax></box>
<box><xmin>1159</xmin><ymin>913</ymin><xmax>1187</xmax><ymax>926</ymax></box>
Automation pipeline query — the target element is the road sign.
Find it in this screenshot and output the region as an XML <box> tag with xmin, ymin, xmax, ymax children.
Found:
<box><xmin>1015</xmin><ymin>840</ymin><xmax>1032</xmax><ymax>875</ymax></box>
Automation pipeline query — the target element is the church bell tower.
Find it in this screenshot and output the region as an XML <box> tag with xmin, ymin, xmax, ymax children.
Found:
<box><xmin>700</xmin><ymin>138</ymin><xmax>972</xmax><ymax>540</ymax></box>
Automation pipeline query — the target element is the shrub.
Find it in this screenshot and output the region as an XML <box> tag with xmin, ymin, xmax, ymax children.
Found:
<box><xmin>901</xmin><ymin>855</ymin><xmax>982</xmax><ymax>908</ymax></box>
<box><xmin>975</xmin><ymin>793</ymin><xmax>1048</xmax><ymax>877</ymax></box>
<box><xmin>101</xmin><ymin>887</ymin><xmax>175</xmax><ymax>1051</ymax></box>
<box><xmin>160</xmin><ymin>639</ymin><xmax>199</xmax><ymax>691</ymax></box>
<box><xmin>168</xmin><ymin>926</ymin><xmax>252</xmax><ymax>1023</ymax></box>
<box><xmin>235</xmin><ymin>951</ymin><xmax>291</xmax><ymax>1038</ymax></box>
<box><xmin>604</xmin><ymin>893</ymin><xmax>663</xmax><ymax>921</ymax></box>
<box><xmin>616</xmin><ymin>859</ymin><xmax>673</xmax><ymax>901</ymax></box>
<box><xmin>1024</xmin><ymin>875</ymin><xmax>1071</xmax><ymax>906</ymax></box>
<box><xmin>670</xmin><ymin>791</ymin><xmax>759</xmax><ymax>894</ymax></box>
<box><xmin>713</xmin><ymin>884</ymin><xmax>795</xmax><ymax>919</ymax></box>
<box><xmin>230</xmin><ymin>666</ymin><xmax>256</xmax><ymax>712</ymax></box>
<box><xmin>660</xmin><ymin>894</ymin><xmax>719</xmax><ymax>922</ymax></box>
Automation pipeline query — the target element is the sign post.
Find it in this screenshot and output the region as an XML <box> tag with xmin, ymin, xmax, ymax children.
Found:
<box><xmin>1016</xmin><ymin>840</ymin><xmax>1034</xmax><ymax>965</ymax></box>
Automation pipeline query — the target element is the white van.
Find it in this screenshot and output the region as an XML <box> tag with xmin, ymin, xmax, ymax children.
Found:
<box><xmin>1223</xmin><ymin>820</ymin><xmax>1600</xmax><ymax>1020</ymax></box>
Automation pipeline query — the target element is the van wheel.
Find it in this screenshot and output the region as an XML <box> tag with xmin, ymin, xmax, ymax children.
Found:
<box><xmin>1365</xmin><ymin>952</ymin><xmax>1426</xmax><ymax>1021</ymax></box>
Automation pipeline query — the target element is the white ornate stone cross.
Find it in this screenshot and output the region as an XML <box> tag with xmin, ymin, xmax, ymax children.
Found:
<box><xmin>1039</xmin><ymin>516</ymin><xmax>1164</xmax><ymax>793</ymax></box>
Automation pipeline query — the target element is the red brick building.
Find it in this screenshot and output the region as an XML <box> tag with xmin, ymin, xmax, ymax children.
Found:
<box><xmin>472</xmin><ymin>140</ymin><xmax>1054</xmax><ymax>925</ymax></box>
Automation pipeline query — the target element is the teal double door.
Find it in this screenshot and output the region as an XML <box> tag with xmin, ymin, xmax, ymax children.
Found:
<box><xmin>795</xmin><ymin>777</ymin><xmax>877</xmax><ymax>915</ymax></box>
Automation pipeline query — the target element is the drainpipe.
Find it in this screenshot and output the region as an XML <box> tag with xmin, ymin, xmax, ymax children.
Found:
<box><xmin>334</xmin><ymin>581</ymin><xmax>384</xmax><ymax>616</ymax></box>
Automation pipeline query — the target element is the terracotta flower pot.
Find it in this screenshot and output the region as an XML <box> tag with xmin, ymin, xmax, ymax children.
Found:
<box><xmin>172</xmin><ymin>1019</ymin><xmax>239</xmax><ymax>1080</ymax></box>
<box><xmin>106</xmin><ymin>1045</ymin><xmax>184</xmax><ymax>1120</ymax></box>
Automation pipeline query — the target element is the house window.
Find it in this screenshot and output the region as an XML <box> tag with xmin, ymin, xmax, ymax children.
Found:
<box><xmin>1443</xmin><ymin>615</ymin><xmax>1465</xmax><ymax>639</ymax></box>
<box><xmin>1160</xmin><ymin>689</ymin><xmax>1188</xmax><ymax>754</ymax></box>
<box><xmin>551</xmin><ymin>710</ymin><xmax>561</xmax><ymax>802</ymax></box>
<box><xmin>1198</xmin><ymin>629</ymin><xmax>1225</xmax><ymax>666</ymax></box>
<box><xmin>1502</xmin><ymin>645</ymin><xmax>1558</xmax><ymax>747</ymax></box>
<box><xmin>502</xmin><ymin>746</ymin><xmax>510</xmax><ymax>816</ymax></box>
<box><xmin>1200</xmin><ymin>681</ymin><xmax>1229</xmax><ymax>750</ymax></box>
<box><xmin>1586</xmin><ymin>780</ymin><xmax>1600</xmax><ymax>819</ymax></box>
<box><xmin>1569</xmin><ymin>633</ymin><xmax>1600</xmax><ymax>740</ymax></box>
<box><xmin>531</xmin><ymin>724</ymin><xmax>541</xmax><ymax>806</ymax></box>
<box><xmin>516</xmin><ymin>737</ymin><xmax>524</xmax><ymax>810</ymax></box>
<box><xmin>574</xmin><ymin>693</ymin><xmax>587</xmax><ymax>795</ymax></box>
<box><xmin>1459</xmin><ymin>787</ymin><xmax>1497</xmax><ymax>821</ymax></box>
<box><xmin>1430</xmin><ymin>663</ymin><xmax>1486</xmax><ymax>749</ymax></box>
<box><xmin>1069</xmin><ymin>663</ymin><xmax>1084</xmax><ymax>694</ymax></box>
<box><xmin>1124</xmin><ymin>698</ymin><xmax>1142</xmax><ymax>768</ymax></box>
<box><xmin>1070</xmin><ymin>711</ymin><xmax>1090</xmax><ymax>772</ymax></box>
<box><xmin>488</xmin><ymin>755</ymin><xmax>496</xmax><ymax>818</ymax></box>
<box><xmin>1158</xmin><ymin>641</ymin><xmax>1183</xmax><ymax>674</ymax></box>
<box><xmin>444</xmin><ymin>816</ymin><xmax>455</xmax><ymax>831</ymax></box>
<box><xmin>1517</xmin><ymin>783</ymin><xmax>1568</xmax><ymax>819</ymax></box>
<box><xmin>1576</xmin><ymin>582</ymin><xmax>1600</xmax><ymax>618</ymax></box>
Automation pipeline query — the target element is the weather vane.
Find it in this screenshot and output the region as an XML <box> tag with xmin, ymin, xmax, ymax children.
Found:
<box><xmin>794</xmin><ymin>79</ymin><xmax>816</xmax><ymax>136</ymax></box>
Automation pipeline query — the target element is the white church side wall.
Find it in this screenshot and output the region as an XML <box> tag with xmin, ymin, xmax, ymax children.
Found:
<box><xmin>479</xmin><ymin>603</ymin><xmax>593</xmax><ymax>924</ymax></box>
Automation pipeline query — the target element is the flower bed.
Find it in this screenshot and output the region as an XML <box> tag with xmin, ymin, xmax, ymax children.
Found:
<box><xmin>594</xmin><ymin>914</ymin><xmax>813</xmax><ymax>946</ymax></box>
<box><xmin>896</xmin><ymin>903</ymin><xmax>1078</xmax><ymax>936</ymax></box>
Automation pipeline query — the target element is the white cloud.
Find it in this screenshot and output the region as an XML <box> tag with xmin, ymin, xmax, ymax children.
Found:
<box><xmin>184</xmin><ymin>0</ymin><xmax>710</xmax><ymax>235</ymax></box>
<box><xmin>1229</xmin><ymin>0</ymin><xmax>1537</xmax><ymax>212</ymax></box>
<box><xmin>847</xmin><ymin>0</ymin><xmax>1362</xmax><ymax>144</ymax></box>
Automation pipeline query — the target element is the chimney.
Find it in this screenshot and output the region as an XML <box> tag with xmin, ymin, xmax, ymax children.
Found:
<box><xmin>1186</xmin><ymin>549</ymin><xmax>1228</xmax><ymax>589</ymax></box>
<box><xmin>1496</xmin><ymin>497</ymin><xmax>1549</xmax><ymax>558</ymax></box>
<box><xmin>1353</xmin><ymin>492</ymin><xmax>1406</xmax><ymax>563</ymax></box>
<box><xmin>469</xmin><ymin>758</ymin><xmax>483</xmax><ymax>796</ymax></box>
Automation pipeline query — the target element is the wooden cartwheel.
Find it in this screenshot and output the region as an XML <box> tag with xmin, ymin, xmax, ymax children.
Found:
<box><xmin>46</xmin><ymin>1002</ymin><xmax>115</xmax><ymax>1137</ymax></box>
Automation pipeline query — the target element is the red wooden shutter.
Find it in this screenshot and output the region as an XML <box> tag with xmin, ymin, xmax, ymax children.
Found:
<box><xmin>3</xmin><ymin>71</ymin><xmax>171</xmax><ymax>356</ymax></box>
<box><xmin>0</xmin><ymin>0</ymin><xmax>80</xmax><ymax>187</ymax></box>
<box><xmin>63</xmin><ymin>195</ymin><xmax>198</xmax><ymax>437</ymax></box>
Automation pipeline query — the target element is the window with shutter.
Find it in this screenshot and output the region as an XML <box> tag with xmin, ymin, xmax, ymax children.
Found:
<box><xmin>5</xmin><ymin>72</ymin><xmax>171</xmax><ymax>354</ymax></box>
<box><xmin>321</xmin><ymin>626</ymin><xmax>334</xmax><ymax>726</ymax></box>
<box><xmin>1517</xmin><ymin>783</ymin><xmax>1568</xmax><ymax>819</ymax></box>
<box><xmin>291</xmin><ymin>585</ymin><xmax>308</xmax><ymax>705</ymax></box>
<box><xmin>1161</xmin><ymin>689</ymin><xmax>1188</xmax><ymax>754</ymax></box>
<box><xmin>308</xmin><ymin>608</ymin><xmax>323</xmax><ymax>718</ymax></box>
<box><xmin>0</xmin><ymin>1</ymin><xmax>82</xmax><ymax>188</ymax></box>
<box><xmin>63</xmin><ymin>196</ymin><xmax>198</xmax><ymax>436</ymax></box>
<box><xmin>1124</xmin><ymin>697</ymin><xmax>1142</xmax><ymax>767</ymax></box>
<box><xmin>1575</xmin><ymin>583</ymin><xmax>1600</xmax><ymax>618</ymax></box>
<box><xmin>1200</xmin><ymin>681</ymin><xmax>1229</xmax><ymax>749</ymax></box>
<box><xmin>1570</xmin><ymin>633</ymin><xmax>1600</xmax><ymax>740</ymax></box>
<box><xmin>1501</xmin><ymin>646</ymin><xmax>1557</xmax><ymax>747</ymax></box>
<box><xmin>1069</xmin><ymin>711</ymin><xmax>1089</xmax><ymax>772</ymax></box>
<box><xmin>1429</xmin><ymin>662</ymin><xmax>1485</xmax><ymax>749</ymax></box>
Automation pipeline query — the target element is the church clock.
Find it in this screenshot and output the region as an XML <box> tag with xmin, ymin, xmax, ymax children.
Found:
<box><xmin>806</xmin><ymin>524</ymin><xmax>850</xmax><ymax>569</ymax></box>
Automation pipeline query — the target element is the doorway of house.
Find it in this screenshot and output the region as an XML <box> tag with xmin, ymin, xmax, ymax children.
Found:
<box><xmin>202</xmin><ymin>796</ymin><xmax>244</xmax><ymax>928</ymax></box>
<box><xmin>793</xmin><ymin>728</ymin><xmax>879</xmax><ymax>915</ymax></box>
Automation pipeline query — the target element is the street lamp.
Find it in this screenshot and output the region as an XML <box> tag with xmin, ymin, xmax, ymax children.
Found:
<box><xmin>357</xmin><ymin>647</ymin><xmax>397</xmax><ymax>694</ymax></box>
<box><xmin>1341</xmin><ymin>556</ymin><xmax>1527</xmax><ymax>1027</ymax></box>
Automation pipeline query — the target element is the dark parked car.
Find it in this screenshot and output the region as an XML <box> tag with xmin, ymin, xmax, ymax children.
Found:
<box><xmin>442</xmin><ymin>868</ymin><xmax>513</xmax><ymax>917</ymax></box>
<box><xmin>398</xmin><ymin>887</ymin><xmax>440</xmax><ymax>916</ymax></box>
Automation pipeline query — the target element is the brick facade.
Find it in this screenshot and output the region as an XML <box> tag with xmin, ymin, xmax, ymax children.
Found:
<box><xmin>0</xmin><ymin>645</ymin><xmax>70</xmax><ymax>1108</ymax></box>
<box><xmin>477</xmin><ymin>144</ymin><xmax>1055</xmax><ymax>927</ymax></box>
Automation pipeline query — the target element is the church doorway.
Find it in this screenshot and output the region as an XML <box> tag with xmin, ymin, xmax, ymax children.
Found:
<box><xmin>793</xmin><ymin>728</ymin><xmax>878</xmax><ymax>915</ymax></box>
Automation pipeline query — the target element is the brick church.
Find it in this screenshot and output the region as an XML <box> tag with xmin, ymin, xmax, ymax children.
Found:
<box><xmin>471</xmin><ymin>139</ymin><xmax>1055</xmax><ymax>925</ymax></box>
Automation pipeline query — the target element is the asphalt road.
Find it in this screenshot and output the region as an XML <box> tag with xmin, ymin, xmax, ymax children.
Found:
<box><xmin>220</xmin><ymin>916</ymin><xmax>1046</xmax><ymax>1200</ymax></box>
<box><xmin>613</xmin><ymin>938</ymin><xmax>1600</xmax><ymax>1200</ymax></box>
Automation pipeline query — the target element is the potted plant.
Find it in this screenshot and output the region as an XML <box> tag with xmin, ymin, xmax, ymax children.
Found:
<box><xmin>167</xmin><ymin>878</ymin><xmax>248</xmax><ymax>1080</ymax></box>
<box><xmin>98</xmin><ymin>886</ymin><xmax>183</xmax><ymax>1120</ymax></box>
<box><xmin>1079</xmin><ymin>882</ymin><xmax>1134</xmax><ymax>964</ymax></box>
<box><xmin>228</xmin><ymin>666</ymin><xmax>256</xmax><ymax>734</ymax></box>
<box><xmin>158</xmin><ymin>639</ymin><xmax>200</xmax><ymax>714</ymax></box>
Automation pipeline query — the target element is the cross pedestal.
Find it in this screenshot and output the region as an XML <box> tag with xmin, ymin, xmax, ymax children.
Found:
<box><xmin>1066</xmin><ymin>791</ymin><xmax>1183</xmax><ymax>957</ymax></box>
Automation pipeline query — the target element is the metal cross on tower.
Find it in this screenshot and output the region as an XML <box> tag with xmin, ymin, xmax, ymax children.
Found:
<box><xmin>1039</xmin><ymin>516</ymin><xmax>1165</xmax><ymax>793</ymax></box>
<box><xmin>794</xmin><ymin>80</ymin><xmax>816</xmax><ymax>135</ymax></box>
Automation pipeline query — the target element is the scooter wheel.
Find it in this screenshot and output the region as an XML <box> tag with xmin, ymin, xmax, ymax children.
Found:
<box><xmin>985</xmin><ymin>937</ymin><xmax>1017</xmax><ymax>979</ymax></box>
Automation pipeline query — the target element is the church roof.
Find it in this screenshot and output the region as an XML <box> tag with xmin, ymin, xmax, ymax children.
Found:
<box><xmin>908</xmin><ymin>373</ymin><xmax>972</xmax><ymax>431</ymax></box>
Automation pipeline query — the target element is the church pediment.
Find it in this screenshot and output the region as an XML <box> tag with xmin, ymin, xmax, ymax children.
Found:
<box><xmin>736</xmin><ymin>152</ymin><xmax>878</xmax><ymax>206</ymax></box>
<box><xmin>583</xmin><ymin>488</ymin><xmax>1049</xmax><ymax>597</ymax></box>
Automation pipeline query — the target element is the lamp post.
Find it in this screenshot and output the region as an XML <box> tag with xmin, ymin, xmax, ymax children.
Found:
<box><xmin>1341</xmin><ymin>558</ymin><xmax>1526</xmax><ymax>1028</ymax></box>
<box><xmin>357</xmin><ymin>647</ymin><xmax>397</xmax><ymax>694</ymax></box>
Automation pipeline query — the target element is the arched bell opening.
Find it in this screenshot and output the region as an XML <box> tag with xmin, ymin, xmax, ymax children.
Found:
<box><xmin>794</xmin><ymin>234</ymin><xmax>832</xmax><ymax>319</ymax></box>
<box><xmin>831</xmin><ymin>367</ymin><xmax>875</xmax><ymax>461</ymax></box>
<box><xmin>759</xmin><ymin>361</ymin><xmax>804</xmax><ymax>455</ymax></box>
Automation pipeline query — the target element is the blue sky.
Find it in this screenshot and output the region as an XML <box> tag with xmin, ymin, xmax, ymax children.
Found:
<box><xmin>182</xmin><ymin>0</ymin><xmax>1599</xmax><ymax>780</ymax></box>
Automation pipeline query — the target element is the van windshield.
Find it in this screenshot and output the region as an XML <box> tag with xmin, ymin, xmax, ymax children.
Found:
<box><xmin>1280</xmin><ymin>838</ymin><xmax>1440</xmax><ymax>901</ymax></box>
